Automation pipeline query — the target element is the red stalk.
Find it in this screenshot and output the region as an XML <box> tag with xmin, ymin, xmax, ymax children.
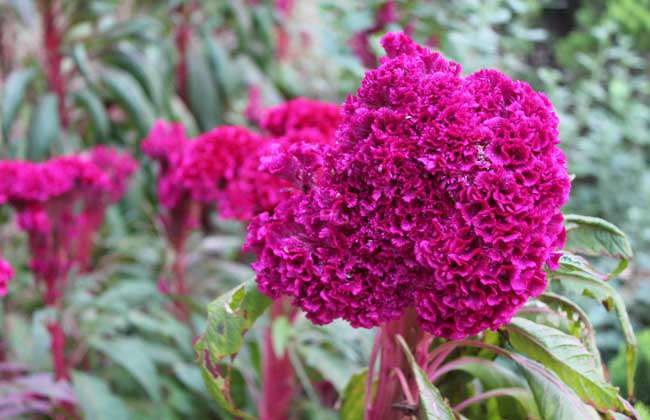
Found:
<box><xmin>41</xmin><ymin>0</ymin><xmax>68</xmax><ymax>128</ymax></box>
<box><xmin>173</xmin><ymin>4</ymin><xmax>192</xmax><ymax>104</ymax></box>
<box><xmin>46</xmin><ymin>321</ymin><xmax>69</xmax><ymax>381</ymax></box>
<box><xmin>366</xmin><ymin>308</ymin><xmax>421</xmax><ymax>420</ymax></box>
<box><xmin>260</xmin><ymin>299</ymin><xmax>296</xmax><ymax>420</ymax></box>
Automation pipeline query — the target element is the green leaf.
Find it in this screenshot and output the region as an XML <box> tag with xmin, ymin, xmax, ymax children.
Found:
<box><xmin>396</xmin><ymin>335</ymin><xmax>455</xmax><ymax>420</ymax></box>
<box><xmin>90</xmin><ymin>337</ymin><xmax>160</xmax><ymax>401</ymax></box>
<box><xmin>101</xmin><ymin>70</ymin><xmax>156</xmax><ymax>137</ymax></box>
<box><xmin>2</xmin><ymin>67</ymin><xmax>36</xmax><ymax>141</ymax></box>
<box><xmin>74</xmin><ymin>89</ymin><xmax>110</xmax><ymax>139</ymax></box>
<box><xmin>186</xmin><ymin>42</ymin><xmax>223</xmax><ymax>131</ymax></box>
<box><xmin>71</xmin><ymin>44</ymin><xmax>94</xmax><ymax>85</ymax></box>
<box><xmin>551</xmin><ymin>256</ymin><xmax>637</xmax><ymax>398</ymax></box>
<box><xmin>340</xmin><ymin>369</ymin><xmax>369</xmax><ymax>420</ymax></box>
<box><xmin>514</xmin><ymin>355</ymin><xmax>601</xmax><ymax>420</ymax></box>
<box><xmin>202</xmin><ymin>33</ymin><xmax>237</xmax><ymax>106</ymax></box>
<box><xmin>539</xmin><ymin>292</ymin><xmax>603</xmax><ymax>375</ymax></box>
<box><xmin>272</xmin><ymin>315</ymin><xmax>293</xmax><ymax>356</ymax></box>
<box><xmin>438</xmin><ymin>357</ymin><xmax>535</xmax><ymax>417</ymax></box>
<box><xmin>506</xmin><ymin>317</ymin><xmax>624</xmax><ymax>412</ymax></box>
<box><xmin>195</xmin><ymin>279</ymin><xmax>271</xmax><ymax>417</ymax></box>
<box><xmin>100</xmin><ymin>17</ymin><xmax>161</xmax><ymax>42</ymax></box>
<box><xmin>26</xmin><ymin>94</ymin><xmax>60</xmax><ymax>160</ymax></box>
<box><xmin>564</xmin><ymin>214</ymin><xmax>633</xmax><ymax>263</ymax></box>
<box><xmin>72</xmin><ymin>371</ymin><xmax>129</xmax><ymax>420</ymax></box>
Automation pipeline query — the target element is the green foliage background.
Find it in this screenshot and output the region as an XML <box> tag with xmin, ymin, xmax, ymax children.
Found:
<box><xmin>0</xmin><ymin>0</ymin><xmax>649</xmax><ymax>418</ymax></box>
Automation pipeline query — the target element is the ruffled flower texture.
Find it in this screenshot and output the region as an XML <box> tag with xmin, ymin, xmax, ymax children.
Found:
<box><xmin>246</xmin><ymin>33</ymin><xmax>571</xmax><ymax>339</ymax></box>
<box><xmin>260</xmin><ymin>98</ymin><xmax>342</xmax><ymax>191</ymax></box>
<box><xmin>179</xmin><ymin>126</ymin><xmax>290</xmax><ymax>222</ymax></box>
<box><xmin>0</xmin><ymin>258</ymin><xmax>13</xmax><ymax>297</ymax></box>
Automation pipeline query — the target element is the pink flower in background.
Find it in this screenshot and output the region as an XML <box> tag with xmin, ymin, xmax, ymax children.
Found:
<box><xmin>0</xmin><ymin>149</ymin><xmax>137</xmax><ymax>301</ymax></box>
<box><xmin>0</xmin><ymin>258</ymin><xmax>13</xmax><ymax>297</ymax></box>
<box><xmin>142</xmin><ymin>120</ymin><xmax>198</xmax><ymax>254</ymax></box>
<box><xmin>259</xmin><ymin>98</ymin><xmax>342</xmax><ymax>191</ymax></box>
<box><xmin>246</xmin><ymin>33</ymin><xmax>571</xmax><ymax>339</ymax></box>
<box><xmin>179</xmin><ymin>126</ymin><xmax>289</xmax><ymax>221</ymax></box>
<box><xmin>142</xmin><ymin>120</ymin><xmax>191</xmax><ymax>209</ymax></box>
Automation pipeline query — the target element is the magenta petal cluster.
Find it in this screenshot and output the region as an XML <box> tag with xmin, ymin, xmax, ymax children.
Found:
<box><xmin>0</xmin><ymin>147</ymin><xmax>137</xmax><ymax>303</ymax></box>
<box><xmin>0</xmin><ymin>258</ymin><xmax>13</xmax><ymax>297</ymax></box>
<box><xmin>246</xmin><ymin>33</ymin><xmax>571</xmax><ymax>338</ymax></box>
<box><xmin>178</xmin><ymin>126</ymin><xmax>291</xmax><ymax>221</ymax></box>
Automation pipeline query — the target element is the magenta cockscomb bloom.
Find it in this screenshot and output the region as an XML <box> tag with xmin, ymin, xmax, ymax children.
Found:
<box><xmin>246</xmin><ymin>33</ymin><xmax>570</xmax><ymax>339</ymax></box>
<box><xmin>77</xmin><ymin>146</ymin><xmax>138</xmax><ymax>271</ymax></box>
<box><xmin>178</xmin><ymin>126</ymin><xmax>291</xmax><ymax>222</ymax></box>
<box><xmin>0</xmin><ymin>258</ymin><xmax>13</xmax><ymax>297</ymax></box>
<box><xmin>0</xmin><ymin>156</ymin><xmax>108</xmax><ymax>303</ymax></box>
<box><xmin>259</xmin><ymin>98</ymin><xmax>342</xmax><ymax>190</ymax></box>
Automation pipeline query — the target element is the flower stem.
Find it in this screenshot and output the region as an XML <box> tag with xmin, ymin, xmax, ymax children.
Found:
<box><xmin>366</xmin><ymin>308</ymin><xmax>421</xmax><ymax>420</ymax></box>
<box><xmin>41</xmin><ymin>0</ymin><xmax>68</xmax><ymax>129</ymax></box>
<box><xmin>260</xmin><ymin>299</ymin><xmax>296</xmax><ymax>420</ymax></box>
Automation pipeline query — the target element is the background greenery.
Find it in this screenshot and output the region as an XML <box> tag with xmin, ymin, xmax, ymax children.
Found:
<box><xmin>0</xmin><ymin>0</ymin><xmax>649</xmax><ymax>418</ymax></box>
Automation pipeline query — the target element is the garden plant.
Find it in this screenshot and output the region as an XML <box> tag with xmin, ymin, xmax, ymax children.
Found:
<box><xmin>0</xmin><ymin>1</ymin><xmax>648</xmax><ymax>419</ymax></box>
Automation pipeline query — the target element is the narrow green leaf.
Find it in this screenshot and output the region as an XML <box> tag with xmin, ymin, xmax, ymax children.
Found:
<box><xmin>506</xmin><ymin>317</ymin><xmax>624</xmax><ymax>411</ymax></box>
<box><xmin>564</xmin><ymin>214</ymin><xmax>633</xmax><ymax>261</ymax></box>
<box><xmin>202</xmin><ymin>33</ymin><xmax>237</xmax><ymax>105</ymax></box>
<box><xmin>2</xmin><ymin>68</ymin><xmax>37</xmax><ymax>141</ymax></box>
<box><xmin>71</xmin><ymin>44</ymin><xmax>94</xmax><ymax>85</ymax></box>
<box><xmin>72</xmin><ymin>371</ymin><xmax>129</xmax><ymax>420</ymax></box>
<box><xmin>551</xmin><ymin>258</ymin><xmax>637</xmax><ymax>398</ymax></box>
<box><xmin>101</xmin><ymin>70</ymin><xmax>155</xmax><ymax>137</ymax></box>
<box><xmin>340</xmin><ymin>369</ymin><xmax>369</xmax><ymax>420</ymax></box>
<box><xmin>90</xmin><ymin>337</ymin><xmax>160</xmax><ymax>401</ymax></box>
<box><xmin>272</xmin><ymin>315</ymin><xmax>292</xmax><ymax>356</ymax></box>
<box><xmin>186</xmin><ymin>42</ymin><xmax>222</xmax><ymax>131</ymax></box>
<box><xmin>396</xmin><ymin>335</ymin><xmax>455</xmax><ymax>420</ymax></box>
<box><xmin>74</xmin><ymin>89</ymin><xmax>109</xmax><ymax>139</ymax></box>
<box><xmin>26</xmin><ymin>94</ymin><xmax>60</xmax><ymax>160</ymax></box>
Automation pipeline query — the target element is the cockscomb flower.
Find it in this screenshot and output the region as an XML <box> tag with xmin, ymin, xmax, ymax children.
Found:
<box><xmin>261</xmin><ymin>97</ymin><xmax>342</xmax><ymax>140</ymax></box>
<box><xmin>0</xmin><ymin>258</ymin><xmax>13</xmax><ymax>297</ymax></box>
<box><xmin>246</xmin><ymin>33</ymin><xmax>571</xmax><ymax>339</ymax></box>
<box><xmin>142</xmin><ymin>120</ymin><xmax>199</xmax><ymax>259</ymax></box>
<box><xmin>178</xmin><ymin>126</ymin><xmax>290</xmax><ymax>221</ymax></box>
<box><xmin>142</xmin><ymin>120</ymin><xmax>191</xmax><ymax>209</ymax></box>
<box><xmin>77</xmin><ymin>146</ymin><xmax>138</xmax><ymax>271</ymax></box>
<box><xmin>259</xmin><ymin>98</ymin><xmax>342</xmax><ymax>190</ymax></box>
<box><xmin>0</xmin><ymin>155</ymin><xmax>108</xmax><ymax>303</ymax></box>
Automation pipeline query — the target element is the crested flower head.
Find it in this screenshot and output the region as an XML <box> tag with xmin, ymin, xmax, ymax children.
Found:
<box><xmin>142</xmin><ymin>120</ymin><xmax>191</xmax><ymax>209</ymax></box>
<box><xmin>87</xmin><ymin>146</ymin><xmax>138</xmax><ymax>203</ymax></box>
<box><xmin>259</xmin><ymin>98</ymin><xmax>342</xmax><ymax>190</ymax></box>
<box><xmin>0</xmin><ymin>258</ymin><xmax>13</xmax><ymax>297</ymax></box>
<box><xmin>178</xmin><ymin>126</ymin><xmax>289</xmax><ymax>221</ymax></box>
<box><xmin>246</xmin><ymin>33</ymin><xmax>571</xmax><ymax>339</ymax></box>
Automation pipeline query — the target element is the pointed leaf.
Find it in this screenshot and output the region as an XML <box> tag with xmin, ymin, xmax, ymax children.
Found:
<box><xmin>340</xmin><ymin>369</ymin><xmax>369</xmax><ymax>420</ymax></box>
<box><xmin>101</xmin><ymin>70</ymin><xmax>155</xmax><ymax>137</ymax></box>
<box><xmin>396</xmin><ymin>335</ymin><xmax>454</xmax><ymax>420</ymax></box>
<box><xmin>513</xmin><ymin>355</ymin><xmax>601</xmax><ymax>420</ymax></box>
<box><xmin>74</xmin><ymin>89</ymin><xmax>109</xmax><ymax>139</ymax></box>
<box><xmin>506</xmin><ymin>317</ymin><xmax>623</xmax><ymax>411</ymax></box>
<box><xmin>72</xmin><ymin>372</ymin><xmax>129</xmax><ymax>420</ymax></box>
<box><xmin>186</xmin><ymin>42</ymin><xmax>223</xmax><ymax>131</ymax></box>
<box><xmin>195</xmin><ymin>279</ymin><xmax>271</xmax><ymax>416</ymax></box>
<box><xmin>2</xmin><ymin>68</ymin><xmax>36</xmax><ymax>141</ymax></box>
<box><xmin>551</xmin><ymin>256</ymin><xmax>637</xmax><ymax>398</ymax></box>
<box><xmin>90</xmin><ymin>337</ymin><xmax>160</xmax><ymax>401</ymax></box>
<box><xmin>564</xmin><ymin>214</ymin><xmax>633</xmax><ymax>262</ymax></box>
<box><xmin>27</xmin><ymin>94</ymin><xmax>60</xmax><ymax>160</ymax></box>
